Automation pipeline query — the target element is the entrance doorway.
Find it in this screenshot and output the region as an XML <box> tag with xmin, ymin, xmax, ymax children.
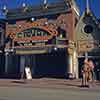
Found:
<box><xmin>19</xmin><ymin>50</ymin><xmax>68</xmax><ymax>78</ymax></box>
<box><xmin>32</xmin><ymin>50</ymin><xmax>68</xmax><ymax>78</ymax></box>
<box><xmin>4</xmin><ymin>50</ymin><xmax>68</xmax><ymax>79</ymax></box>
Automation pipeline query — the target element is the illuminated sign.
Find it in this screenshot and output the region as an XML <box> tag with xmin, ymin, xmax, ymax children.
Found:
<box><xmin>10</xmin><ymin>26</ymin><xmax>58</xmax><ymax>42</ymax></box>
<box><xmin>8</xmin><ymin>26</ymin><xmax>58</xmax><ymax>47</ymax></box>
<box><xmin>16</xmin><ymin>27</ymin><xmax>50</xmax><ymax>38</ymax></box>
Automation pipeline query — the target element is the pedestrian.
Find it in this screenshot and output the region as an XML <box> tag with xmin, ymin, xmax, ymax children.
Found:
<box><xmin>81</xmin><ymin>58</ymin><xmax>90</xmax><ymax>87</ymax></box>
<box><xmin>88</xmin><ymin>59</ymin><xmax>96</xmax><ymax>82</ymax></box>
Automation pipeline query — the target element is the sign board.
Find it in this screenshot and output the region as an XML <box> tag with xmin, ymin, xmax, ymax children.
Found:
<box><xmin>25</xmin><ymin>67</ymin><xmax>32</xmax><ymax>80</ymax></box>
<box><xmin>9</xmin><ymin>27</ymin><xmax>58</xmax><ymax>41</ymax></box>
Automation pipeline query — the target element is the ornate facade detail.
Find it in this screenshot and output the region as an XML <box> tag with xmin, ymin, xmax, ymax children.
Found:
<box><xmin>6</xmin><ymin>13</ymin><xmax>74</xmax><ymax>48</ymax></box>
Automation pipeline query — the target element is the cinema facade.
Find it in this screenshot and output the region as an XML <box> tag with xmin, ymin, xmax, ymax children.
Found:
<box><xmin>1</xmin><ymin>0</ymin><xmax>100</xmax><ymax>79</ymax></box>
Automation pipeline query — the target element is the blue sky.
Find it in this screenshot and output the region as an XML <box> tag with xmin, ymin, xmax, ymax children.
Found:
<box><xmin>77</xmin><ymin>0</ymin><xmax>100</xmax><ymax>18</ymax></box>
<box><xmin>0</xmin><ymin>0</ymin><xmax>100</xmax><ymax>19</ymax></box>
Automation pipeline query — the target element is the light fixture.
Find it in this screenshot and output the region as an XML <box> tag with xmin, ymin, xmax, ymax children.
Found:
<box><xmin>31</xmin><ymin>17</ymin><xmax>35</xmax><ymax>21</ymax></box>
<box><xmin>3</xmin><ymin>5</ymin><xmax>7</xmax><ymax>10</ymax></box>
<box><xmin>19</xmin><ymin>25</ymin><xmax>22</xmax><ymax>28</ymax></box>
<box><xmin>22</xmin><ymin>2</ymin><xmax>26</xmax><ymax>8</ymax></box>
<box><xmin>45</xmin><ymin>21</ymin><xmax>48</xmax><ymax>25</ymax></box>
<box><xmin>54</xmin><ymin>47</ymin><xmax>58</xmax><ymax>51</ymax></box>
<box><xmin>2</xmin><ymin>5</ymin><xmax>8</xmax><ymax>15</ymax></box>
<box><xmin>44</xmin><ymin>0</ymin><xmax>47</xmax><ymax>5</ymax></box>
<box><xmin>22</xmin><ymin>2</ymin><xmax>28</xmax><ymax>12</ymax></box>
<box><xmin>43</xmin><ymin>0</ymin><xmax>48</xmax><ymax>9</ymax></box>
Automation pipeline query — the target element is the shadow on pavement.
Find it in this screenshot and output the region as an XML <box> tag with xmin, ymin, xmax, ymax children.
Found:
<box><xmin>58</xmin><ymin>82</ymin><xmax>81</xmax><ymax>88</ymax></box>
<box><xmin>0</xmin><ymin>99</ymin><xmax>7</xmax><ymax>100</ymax></box>
<box><xmin>11</xmin><ymin>80</ymin><xmax>26</xmax><ymax>84</ymax></box>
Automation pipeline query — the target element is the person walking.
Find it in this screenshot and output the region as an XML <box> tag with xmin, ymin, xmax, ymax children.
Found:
<box><xmin>88</xmin><ymin>59</ymin><xmax>96</xmax><ymax>82</ymax></box>
<box><xmin>81</xmin><ymin>58</ymin><xmax>90</xmax><ymax>87</ymax></box>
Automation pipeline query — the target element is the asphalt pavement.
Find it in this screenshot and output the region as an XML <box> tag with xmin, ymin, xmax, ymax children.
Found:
<box><xmin>0</xmin><ymin>78</ymin><xmax>100</xmax><ymax>100</ymax></box>
<box><xmin>0</xmin><ymin>78</ymin><xmax>100</xmax><ymax>89</ymax></box>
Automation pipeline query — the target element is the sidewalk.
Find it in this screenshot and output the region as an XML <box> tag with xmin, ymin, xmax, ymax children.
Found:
<box><xmin>0</xmin><ymin>78</ymin><xmax>100</xmax><ymax>89</ymax></box>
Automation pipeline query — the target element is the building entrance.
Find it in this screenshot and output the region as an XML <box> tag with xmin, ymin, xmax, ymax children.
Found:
<box><xmin>3</xmin><ymin>50</ymin><xmax>68</xmax><ymax>79</ymax></box>
<box><xmin>19</xmin><ymin>50</ymin><xmax>68</xmax><ymax>78</ymax></box>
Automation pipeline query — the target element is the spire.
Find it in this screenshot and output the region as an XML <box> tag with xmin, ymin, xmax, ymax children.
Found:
<box><xmin>86</xmin><ymin>0</ymin><xmax>90</xmax><ymax>14</ymax></box>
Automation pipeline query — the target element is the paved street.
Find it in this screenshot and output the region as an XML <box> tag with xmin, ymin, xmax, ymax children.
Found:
<box><xmin>0</xmin><ymin>78</ymin><xmax>100</xmax><ymax>100</ymax></box>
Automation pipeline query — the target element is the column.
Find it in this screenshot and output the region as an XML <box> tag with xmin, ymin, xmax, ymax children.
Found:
<box><xmin>5</xmin><ymin>52</ymin><xmax>9</xmax><ymax>73</ymax></box>
<box><xmin>68</xmin><ymin>47</ymin><xmax>74</xmax><ymax>78</ymax></box>
<box><xmin>1</xmin><ymin>29</ymin><xmax>4</xmax><ymax>46</ymax></box>
<box><xmin>68</xmin><ymin>54</ymin><xmax>73</xmax><ymax>76</ymax></box>
<box><xmin>20</xmin><ymin>55</ymin><xmax>25</xmax><ymax>78</ymax></box>
<box><xmin>73</xmin><ymin>49</ymin><xmax>79</xmax><ymax>79</ymax></box>
<box><xmin>32</xmin><ymin>55</ymin><xmax>36</xmax><ymax>75</ymax></box>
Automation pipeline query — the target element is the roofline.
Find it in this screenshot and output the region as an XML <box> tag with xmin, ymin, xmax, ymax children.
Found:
<box><xmin>5</xmin><ymin>1</ymin><xmax>71</xmax><ymax>20</ymax></box>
